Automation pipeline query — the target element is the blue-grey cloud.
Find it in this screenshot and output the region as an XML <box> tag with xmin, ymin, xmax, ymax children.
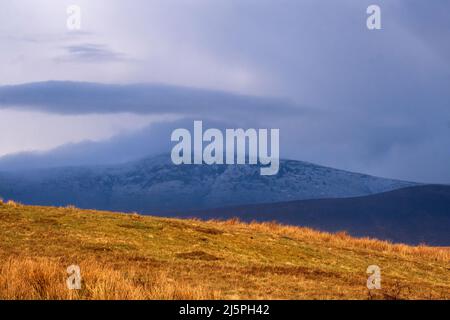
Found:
<box><xmin>55</xmin><ymin>44</ymin><xmax>128</xmax><ymax>63</ymax></box>
<box><xmin>0</xmin><ymin>81</ymin><xmax>304</xmax><ymax>119</ymax></box>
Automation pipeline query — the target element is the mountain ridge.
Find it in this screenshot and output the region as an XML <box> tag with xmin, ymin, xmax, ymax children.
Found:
<box><xmin>0</xmin><ymin>154</ymin><xmax>416</xmax><ymax>213</ymax></box>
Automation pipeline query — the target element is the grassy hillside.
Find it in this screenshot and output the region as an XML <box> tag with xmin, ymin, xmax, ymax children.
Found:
<box><xmin>188</xmin><ymin>185</ymin><xmax>450</xmax><ymax>246</ymax></box>
<box><xmin>0</xmin><ymin>200</ymin><xmax>449</xmax><ymax>300</ymax></box>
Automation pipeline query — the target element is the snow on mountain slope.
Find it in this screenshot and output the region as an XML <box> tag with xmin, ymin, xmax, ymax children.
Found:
<box><xmin>0</xmin><ymin>154</ymin><xmax>417</xmax><ymax>213</ymax></box>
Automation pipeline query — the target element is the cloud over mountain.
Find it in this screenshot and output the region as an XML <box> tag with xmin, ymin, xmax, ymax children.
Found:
<box><xmin>0</xmin><ymin>81</ymin><xmax>301</xmax><ymax>118</ymax></box>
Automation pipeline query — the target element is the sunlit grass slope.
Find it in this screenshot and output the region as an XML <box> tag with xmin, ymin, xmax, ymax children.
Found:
<box><xmin>0</xmin><ymin>200</ymin><xmax>449</xmax><ymax>299</ymax></box>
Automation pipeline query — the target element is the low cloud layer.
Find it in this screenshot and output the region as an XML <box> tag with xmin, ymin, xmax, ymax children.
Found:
<box><xmin>0</xmin><ymin>81</ymin><xmax>302</xmax><ymax>119</ymax></box>
<box><xmin>55</xmin><ymin>44</ymin><xmax>128</xmax><ymax>63</ymax></box>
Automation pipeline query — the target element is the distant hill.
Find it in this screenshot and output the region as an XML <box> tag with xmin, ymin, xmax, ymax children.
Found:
<box><xmin>0</xmin><ymin>154</ymin><xmax>415</xmax><ymax>213</ymax></box>
<box><xmin>0</xmin><ymin>201</ymin><xmax>449</xmax><ymax>299</ymax></box>
<box><xmin>185</xmin><ymin>185</ymin><xmax>450</xmax><ymax>246</ymax></box>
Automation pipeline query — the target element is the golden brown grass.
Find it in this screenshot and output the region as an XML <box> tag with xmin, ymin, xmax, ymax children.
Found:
<box><xmin>0</xmin><ymin>201</ymin><xmax>449</xmax><ymax>300</ymax></box>
<box><xmin>0</xmin><ymin>257</ymin><xmax>216</xmax><ymax>300</ymax></box>
<box><xmin>224</xmin><ymin>219</ymin><xmax>450</xmax><ymax>262</ymax></box>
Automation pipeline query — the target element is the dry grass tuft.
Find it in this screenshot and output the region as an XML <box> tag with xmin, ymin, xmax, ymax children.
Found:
<box><xmin>130</xmin><ymin>212</ymin><xmax>143</xmax><ymax>221</ymax></box>
<box><xmin>0</xmin><ymin>257</ymin><xmax>217</xmax><ymax>300</ymax></box>
<box><xmin>5</xmin><ymin>200</ymin><xmax>21</xmax><ymax>207</ymax></box>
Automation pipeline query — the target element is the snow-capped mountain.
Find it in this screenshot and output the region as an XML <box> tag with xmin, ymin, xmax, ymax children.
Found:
<box><xmin>0</xmin><ymin>154</ymin><xmax>416</xmax><ymax>213</ymax></box>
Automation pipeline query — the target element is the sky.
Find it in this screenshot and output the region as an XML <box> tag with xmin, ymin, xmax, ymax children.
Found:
<box><xmin>0</xmin><ymin>0</ymin><xmax>449</xmax><ymax>183</ymax></box>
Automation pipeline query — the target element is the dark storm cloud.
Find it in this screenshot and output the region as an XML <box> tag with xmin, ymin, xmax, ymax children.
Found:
<box><xmin>0</xmin><ymin>81</ymin><xmax>304</xmax><ymax>120</ymax></box>
<box><xmin>177</xmin><ymin>0</ymin><xmax>450</xmax><ymax>111</ymax></box>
